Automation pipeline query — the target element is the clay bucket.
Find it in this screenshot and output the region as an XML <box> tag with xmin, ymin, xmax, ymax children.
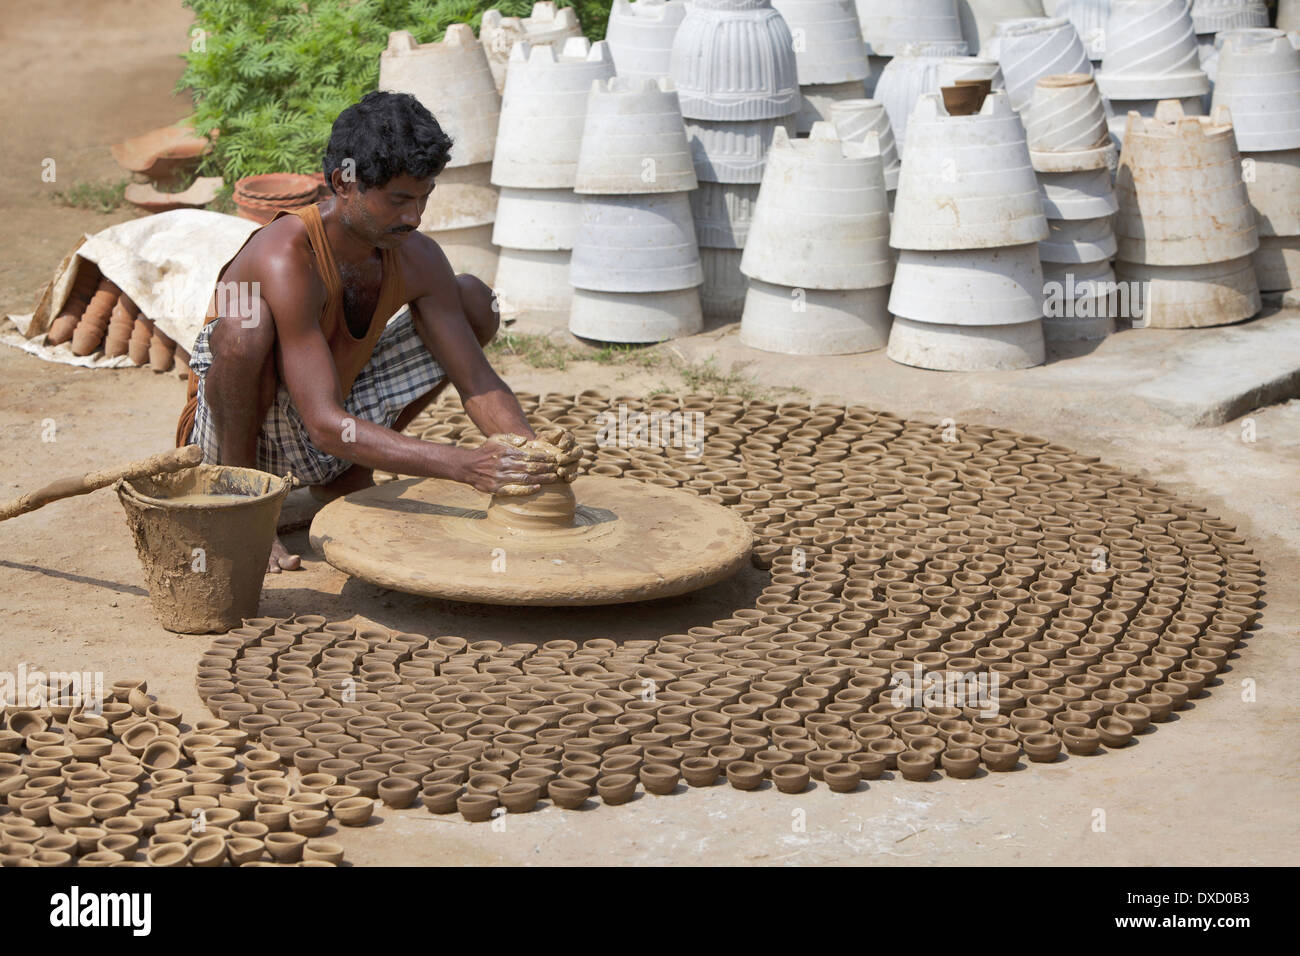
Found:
<box><xmin>116</xmin><ymin>465</ymin><xmax>292</xmax><ymax>633</ymax></box>
<box><xmin>940</xmin><ymin>81</ymin><xmax>988</xmax><ymax>116</ymax></box>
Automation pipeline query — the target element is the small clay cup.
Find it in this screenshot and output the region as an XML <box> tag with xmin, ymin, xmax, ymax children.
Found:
<box><xmin>457</xmin><ymin>792</ymin><xmax>498</xmax><ymax>822</ymax></box>
<box><xmin>980</xmin><ymin>742</ymin><xmax>1021</xmax><ymax>772</ymax></box>
<box><xmin>421</xmin><ymin>783</ymin><xmax>464</xmax><ymax>814</ymax></box>
<box><xmin>850</xmin><ymin>751</ymin><xmax>889</xmax><ymax>780</ymax></box>
<box><xmin>823</xmin><ymin>762</ymin><xmax>862</xmax><ymax>793</ymax></box>
<box><xmin>289</xmin><ymin>809</ymin><xmax>330</xmax><ymax>837</ymax></box>
<box><xmin>265</xmin><ymin>832</ymin><xmax>307</xmax><ymax>863</ymax></box>
<box><xmin>639</xmin><ymin>764</ymin><xmax>681</xmax><ymax>795</ymax></box>
<box><xmin>498</xmin><ymin>782</ymin><xmax>541</xmax><ymax>813</ymax></box>
<box><xmin>940</xmin><ymin>747</ymin><xmax>980</xmax><ymax>779</ymax></box>
<box><xmin>331</xmin><ymin>796</ymin><xmax>374</xmax><ymax>827</ymax></box>
<box><xmin>227</xmin><ymin>837</ymin><xmax>264</xmax><ymax>866</ymax></box>
<box><xmin>1062</xmin><ymin>726</ymin><xmax>1102</xmax><ymax>756</ymax></box>
<box><xmin>897</xmin><ymin>751</ymin><xmax>936</xmax><ymax>782</ymax></box>
<box><xmin>303</xmin><ymin>840</ymin><xmax>345</xmax><ymax>865</ymax></box>
<box><xmin>680</xmin><ymin>756</ymin><xmax>719</xmax><ymax>787</ymax></box>
<box><xmin>378</xmin><ymin>776</ymin><xmax>420</xmax><ymax>809</ymax></box>
<box><xmin>597</xmin><ymin>773</ymin><xmax>639</xmax><ymax>805</ymax></box>
<box><xmin>771</xmin><ymin>763</ymin><xmax>811</xmax><ymax>794</ymax></box>
<box><xmin>1096</xmin><ymin>716</ymin><xmax>1135</xmax><ymax>748</ymax></box>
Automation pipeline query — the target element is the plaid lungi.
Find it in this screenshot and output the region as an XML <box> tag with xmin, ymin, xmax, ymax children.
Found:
<box><xmin>187</xmin><ymin>306</ymin><xmax>445</xmax><ymax>486</ymax></box>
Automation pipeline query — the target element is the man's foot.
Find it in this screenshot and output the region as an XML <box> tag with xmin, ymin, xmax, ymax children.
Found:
<box><xmin>267</xmin><ymin>536</ymin><xmax>302</xmax><ymax>574</ymax></box>
<box><xmin>309</xmin><ymin>463</ymin><xmax>376</xmax><ymax>504</ymax></box>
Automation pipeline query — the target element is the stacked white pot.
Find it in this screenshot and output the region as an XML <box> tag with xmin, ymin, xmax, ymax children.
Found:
<box><xmin>957</xmin><ymin>0</ymin><xmax>1047</xmax><ymax>55</ymax></box>
<box><xmin>569</xmin><ymin>77</ymin><xmax>704</xmax><ymax>342</ymax></box>
<box><xmin>673</xmin><ymin>0</ymin><xmax>799</xmax><ymax>322</ymax></box>
<box><xmin>605</xmin><ymin>0</ymin><xmax>688</xmax><ymax>81</ymax></box>
<box><xmin>1026</xmin><ymin>73</ymin><xmax>1121</xmax><ymax>340</ymax></box>
<box><xmin>856</xmin><ymin>0</ymin><xmax>969</xmax><ymax>94</ymax></box>
<box><xmin>379</xmin><ymin>27</ymin><xmax>502</xmax><ymax>282</ymax></box>
<box><xmin>887</xmin><ymin>89</ymin><xmax>1049</xmax><ymax>370</ymax></box>
<box><xmin>988</xmin><ymin>16</ymin><xmax>1093</xmax><ymax>112</ymax></box>
<box><xmin>481</xmin><ymin>1</ymin><xmax>584</xmax><ymax>93</ymax></box>
<box><xmin>828</xmin><ymin>98</ymin><xmax>902</xmax><ymax>203</ymax></box>
<box><xmin>1114</xmin><ymin>100</ymin><xmax>1260</xmax><ymax>327</ymax></box>
<box><xmin>1191</xmin><ymin>0</ymin><xmax>1268</xmax><ymax>84</ymax></box>
<box><xmin>739</xmin><ymin>123</ymin><xmax>894</xmax><ymax>353</ymax></box>
<box><xmin>875</xmin><ymin>41</ymin><xmax>975</xmax><ymax>154</ymax></box>
<box><xmin>491</xmin><ymin>39</ymin><xmax>615</xmax><ymax>325</ymax></box>
<box><xmin>1057</xmin><ymin>0</ymin><xmax>1113</xmax><ymax>61</ymax></box>
<box><xmin>1096</xmin><ymin>0</ymin><xmax>1211</xmax><ymax>145</ymax></box>
<box><xmin>772</xmin><ymin>0</ymin><xmax>871</xmax><ymax>133</ymax></box>
<box><xmin>1212</xmin><ymin>28</ymin><xmax>1300</xmax><ymax>292</ymax></box>
<box><xmin>1281</xmin><ymin>0</ymin><xmax>1300</xmax><ymax>32</ymax></box>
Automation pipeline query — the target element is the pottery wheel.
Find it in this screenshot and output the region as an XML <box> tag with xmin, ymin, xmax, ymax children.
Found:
<box><xmin>309</xmin><ymin>476</ymin><xmax>754</xmax><ymax>605</ymax></box>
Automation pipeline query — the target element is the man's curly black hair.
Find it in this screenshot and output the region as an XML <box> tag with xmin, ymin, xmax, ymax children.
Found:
<box><xmin>322</xmin><ymin>91</ymin><xmax>454</xmax><ymax>193</ymax></box>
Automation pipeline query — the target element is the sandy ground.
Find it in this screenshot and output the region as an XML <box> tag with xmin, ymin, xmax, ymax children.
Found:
<box><xmin>1</xmin><ymin>0</ymin><xmax>1297</xmax><ymax>867</ymax></box>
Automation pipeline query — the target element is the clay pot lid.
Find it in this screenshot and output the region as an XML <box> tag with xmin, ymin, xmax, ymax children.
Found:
<box><xmin>309</xmin><ymin>476</ymin><xmax>753</xmax><ymax>606</ymax></box>
<box><xmin>110</xmin><ymin>119</ymin><xmax>214</xmax><ymax>177</ymax></box>
<box><xmin>124</xmin><ymin>177</ymin><xmax>224</xmax><ymax>214</ymax></box>
<box><xmin>234</xmin><ymin>173</ymin><xmax>322</xmax><ymax>202</ymax></box>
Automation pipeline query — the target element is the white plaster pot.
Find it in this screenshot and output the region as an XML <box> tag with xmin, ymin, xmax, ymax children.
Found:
<box><xmin>936</xmin><ymin>56</ymin><xmax>1008</xmax><ymax>89</ymax></box>
<box><xmin>856</xmin><ymin>0</ymin><xmax>968</xmax><ymax>56</ymax></box>
<box><xmin>1114</xmin><ymin>101</ymin><xmax>1259</xmax><ymax>265</ymax></box>
<box><xmin>575</xmin><ymin>77</ymin><xmax>698</xmax><ymax>195</ymax></box>
<box><xmin>1116</xmin><ymin>256</ymin><xmax>1260</xmax><ymax>326</ymax></box>
<box><xmin>1056</xmin><ymin>0</ymin><xmax>1111</xmax><ymax>60</ymax></box>
<box><xmin>1042</xmin><ymin>257</ymin><xmax>1123</xmax><ymax>338</ymax></box>
<box><xmin>796</xmin><ymin>81</ymin><xmax>869</xmax><ymax>134</ymax></box>
<box><xmin>1040</xmin><ymin>214</ymin><xmax>1118</xmax><ymax>262</ymax></box>
<box><xmin>1038</xmin><ymin>166</ymin><xmax>1119</xmax><ymax>219</ymax></box>
<box><xmin>740</xmin><ymin>279</ymin><xmax>891</xmax><ymax>353</ymax></box>
<box><xmin>570</xmin><ymin>287</ymin><xmax>704</xmax><ymax>342</ymax></box>
<box><xmin>570</xmin><ymin>193</ymin><xmax>704</xmax><ymax>292</ymax></box>
<box><xmin>494</xmin><ymin>248</ymin><xmax>574</xmax><ymax>317</ymax></box>
<box><xmin>1242</xmin><ymin>148</ymin><xmax>1300</xmax><ymax>237</ymax></box>
<box><xmin>379</xmin><ymin>27</ymin><xmax>500</xmax><ymax>168</ymax></box>
<box><xmin>670</xmin><ymin>0</ymin><xmax>801</xmax><ymax>121</ymax></box>
<box><xmin>888</xmin><ymin>244</ymin><xmax>1046</xmax><ymax>325</ymax></box>
<box><xmin>606</xmin><ymin>0</ymin><xmax>689</xmax><ymax>81</ymax></box>
<box><xmin>1254</xmin><ymin>235</ymin><xmax>1300</xmax><ymax>291</ymax></box>
<box><xmin>1211</xmin><ymin>28</ymin><xmax>1300</xmax><ymax>153</ymax></box>
<box><xmin>691</xmin><ymin>181</ymin><xmax>762</xmax><ymax>247</ymax></box>
<box><xmin>741</xmin><ymin>123</ymin><xmax>894</xmax><ymax>289</ymax></box>
<box><xmin>419</xmin><ymin>163</ymin><xmax>498</xmax><ymax>232</ymax></box>
<box><xmin>773</xmin><ymin>0</ymin><xmax>871</xmax><ymax>83</ymax></box>
<box><xmin>890</xmin><ymin>91</ymin><xmax>1049</xmax><ymax>250</ymax></box>
<box><xmin>1104</xmin><ymin>94</ymin><xmax>1206</xmax><ymax>145</ymax></box>
<box><xmin>828</xmin><ymin>98</ymin><xmax>902</xmax><ymax>190</ymax></box>
<box><xmin>991</xmin><ymin>16</ymin><xmax>1093</xmax><ymax>112</ymax></box>
<box><xmin>874</xmin><ymin>43</ymin><xmax>963</xmax><ymax>154</ymax></box>
<box><xmin>957</xmin><ymin>0</ymin><xmax>1047</xmax><ymax>55</ymax></box>
<box><xmin>1096</xmin><ymin>0</ymin><xmax>1211</xmax><ymax>100</ymax></box>
<box><xmin>427</xmin><ymin>223</ymin><xmax>499</xmax><ymax>285</ymax></box>
<box><xmin>887</xmin><ymin>316</ymin><xmax>1046</xmax><ymax>369</ymax></box>
<box><xmin>491</xmin><ymin>39</ymin><xmax>616</xmax><ymax>190</ymax></box>
<box><xmin>1025</xmin><ymin>73</ymin><xmax>1116</xmax><ymax>171</ymax></box>
<box><xmin>492</xmin><ymin>187</ymin><xmax>583</xmax><ymax>250</ymax></box>
<box><xmin>700</xmin><ymin>247</ymin><xmax>749</xmax><ymax>318</ymax></box>
<box><xmin>1191</xmin><ymin>0</ymin><xmax>1268</xmax><ymax>33</ymax></box>
<box><xmin>685</xmin><ymin>116</ymin><xmax>797</xmax><ymax>184</ymax></box>
<box><xmin>481</xmin><ymin>2</ymin><xmax>584</xmax><ymax>94</ymax></box>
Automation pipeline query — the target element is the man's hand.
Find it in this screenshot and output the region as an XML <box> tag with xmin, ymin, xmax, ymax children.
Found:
<box><xmin>457</xmin><ymin>435</ymin><xmax>561</xmax><ymax>495</ymax></box>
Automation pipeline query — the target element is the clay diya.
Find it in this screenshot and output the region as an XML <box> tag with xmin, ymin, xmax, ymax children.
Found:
<box><xmin>1022</xmin><ymin>734</ymin><xmax>1063</xmax><ymax>763</ymax></box>
<box><xmin>897</xmin><ymin>751</ymin><xmax>937</xmax><ymax>782</ymax></box>
<box><xmin>823</xmin><ymin>762</ymin><xmax>863</xmax><ymax>793</ymax></box>
<box><xmin>940</xmin><ymin>748</ymin><xmax>981</xmax><ymax>779</ymax></box>
<box><xmin>980</xmin><ymin>742</ymin><xmax>1021</xmax><ymax>772</ymax></box>
<box><xmin>724</xmin><ymin>761</ymin><xmax>764</xmax><ymax>791</ymax></box>
<box><xmin>639</xmin><ymin>763</ymin><xmax>681</xmax><ymax>795</ymax></box>
<box><xmin>498</xmin><ymin>782</ymin><xmax>541</xmax><ymax>813</ymax></box>
<box><xmin>1062</xmin><ymin>726</ymin><xmax>1102</xmax><ymax>756</ymax></box>
<box><xmin>457</xmin><ymin>792</ymin><xmax>499</xmax><ymax>822</ymax></box>
<box><xmin>597</xmin><ymin>773</ymin><xmax>639</xmax><ymax>805</ymax></box>
<box><xmin>680</xmin><ymin>756</ymin><xmax>719</xmax><ymax>787</ymax></box>
<box><xmin>378</xmin><ymin>776</ymin><xmax>420</xmax><ymax>809</ymax></box>
<box><xmin>771</xmin><ymin>763</ymin><xmax>811</xmax><ymax>794</ymax></box>
<box><xmin>1096</xmin><ymin>716</ymin><xmax>1135</xmax><ymax>748</ymax></box>
<box><xmin>265</xmin><ymin>832</ymin><xmax>307</xmax><ymax>863</ymax></box>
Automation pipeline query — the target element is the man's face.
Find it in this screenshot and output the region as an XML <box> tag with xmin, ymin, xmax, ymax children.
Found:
<box><xmin>332</xmin><ymin>170</ymin><xmax>435</xmax><ymax>249</ymax></box>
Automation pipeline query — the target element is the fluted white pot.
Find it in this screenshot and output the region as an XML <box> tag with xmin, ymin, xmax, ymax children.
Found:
<box><xmin>741</xmin><ymin>279</ymin><xmax>892</xmax><ymax>353</ymax></box>
<box><xmin>570</xmin><ymin>193</ymin><xmax>704</xmax><ymax>292</ymax></box>
<box><xmin>936</xmin><ymin>56</ymin><xmax>1008</xmax><ymax>89</ymax></box>
<box><xmin>1025</xmin><ymin>72</ymin><xmax>1116</xmax><ymax>171</ymax></box>
<box><xmin>1040</xmin><ymin>214</ymin><xmax>1118</xmax><ymax>261</ymax></box>
<box><xmin>670</xmin><ymin>0</ymin><xmax>801</xmax><ymax>121</ymax></box>
<box><xmin>992</xmin><ymin>16</ymin><xmax>1093</xmax><ymax>111</ymax></box>
<box><xmin>1116</xmin><ymin>256</ymin><xmax>1260</xmax><ymax>326</ymax></box>
<box><xmin>574</xmin><ymin>77</ymin><xmax>698</xmax><ymax>194</ymax></box>
<box><xmin>686</xmin><ymin>116</ymin><xmax>797</xmax><ymax>183</ymax></box>
<box><xmin>773</xmin><ymin>0</ymin><xmax>871</xmax><ymax>83</ymax></box>
<box><xmin>796</xmin><ymin>81</ymin><xmax>869</xmax><ymax>134</ymax></box>
<box><xmin>606</xmin><ymin>0</ymin><xmax>690</xmax><ymax>81</ymax></box>
<box><xmin>889</xmin><ymin>244</ymin><xmax>1046</xmax><ymax>324</ymax></box>
<box><xmin>492</xmin><ymin>187</ymin><xmax>583</xmax><ymax>250</ymax></box>
<box><xmin>891</xmin><ymin>91</ymin><xmax>1049</xmax><ymax>250</ymax></box>
<box><xmin>495</xmin><ymin>248</ymin><xmax>574</xmax><ymax>317</ymax></box>
<box><xmin>828</xmin><ymin>98</ymin><xmax>902</xmax><ymax>190</ymax></box>
<box><xmin>379</xmin><ymin>27</ymin><xmax>500</xmax><ymax>167</ymax></box>
<box><xmin>887</xmin><ymin>316</ymin><xmax>1046</xmax><ymax>368</ymax></box>
<box><xmin>957</xmin><ymin>0</ymin><xmax>1047</xmax><ymax>55</ymax></box>
<box><xmin>418</xmin><ymin>163</ymin><xmax>498</xmax><ymax>232</ymax></box>
<box><xmin>741</xmin><ymin>123</ymin><xmax>894</xmax><ymax>289</ymax></box>
<box><xmin>1038</xmin><ymin>166</ymin><xmax>1119</xmax><ymax>218</ymax></box>
<box><xmin>691</xmin><ymin>181</ymin><xmax>762</xmax><ymax>247</ymax></box>
<box><xmin>700</xmin><ymin>247</ymin><xmax>749</xmax><ymax>317</ymax></box>
<box><xmin>1191</xmin><ymin>0</ymin><xmax>1267</xmax><ymax>33</ymax></box>
<box><xmin>570</xmin><ymin>287</ymin><xmax>704</xmax><ymax>341</ymax></box>
<box><xmin>1096</xmin><ymin>0</ymin><xmax>1211</xmax><ymax>99</ymax></box>
<box><xmin>856</xmin><ymin>0</ymin><xmax>968</xmax><ymax>55</ymax></box>
<box><xmin>1211</xmin><ymin>29</ymin><xmax>1300</xmax><ymax>152</ymax></box>
<box><xmin>481</xmin><ymin>2</ymin><xmax>583</xmax><ymax>93</ymax></box>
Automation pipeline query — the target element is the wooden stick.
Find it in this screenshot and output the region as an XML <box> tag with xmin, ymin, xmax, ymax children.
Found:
<box><xmin>0</xmin><ymin>445</ymin><xmax>204</xmax><ymax>522</ymax></box>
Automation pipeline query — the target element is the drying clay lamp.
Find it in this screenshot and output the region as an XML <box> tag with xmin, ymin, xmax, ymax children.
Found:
<box><xmin>309</xmin><ymin>438</ymin><xmax>752</xmax><ymax>606</ymax></box>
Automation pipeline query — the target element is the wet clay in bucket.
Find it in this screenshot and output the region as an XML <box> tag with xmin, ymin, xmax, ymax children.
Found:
<box><xmin>116</xmin><ymin>465</ymin><xmax>292</xmax><ymax>633</ymax></box>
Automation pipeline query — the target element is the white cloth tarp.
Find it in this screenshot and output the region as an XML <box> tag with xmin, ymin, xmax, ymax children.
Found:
<box><xmin>3</xmin><ymin>209</ymin><xmax>259</xmax><ymax>367</ymax></box>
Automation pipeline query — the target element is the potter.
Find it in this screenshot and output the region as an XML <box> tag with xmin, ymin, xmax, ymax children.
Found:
<box><xmin>175</xmin><ymin>91</ymin><xmax>567</xmax><ymax>572</ymax></box>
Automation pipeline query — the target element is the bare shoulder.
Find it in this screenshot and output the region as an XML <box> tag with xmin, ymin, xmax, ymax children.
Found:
<box><xmin>224</xmin><ymin>214</ymin><xmax>327</xmax><ymax>319</ymax></box>
<box><xmin>395</xmin><ymin>231</ymin><xmax>457</xmax><ymax>302</ymax></box>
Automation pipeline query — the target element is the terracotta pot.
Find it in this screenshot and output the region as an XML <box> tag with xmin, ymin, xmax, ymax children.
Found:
<box><xmin>597</xmin><ymin>772</ymin><xmax>639</xmax><ymax>805</ymax></box>
<box><xmin>1061</xmin><ymin>725</ymin><xmax>1102</xmax><ymax>755</ymax></box>
<box><xmin>146</xmin><ymin>842</ymin><xmax>192</xmax><ymax>867</ymax></box>
<box><xmin>547</xmin><ymin>779</ymin><xmax>591</xmax><ymax>809</ymax></box>
<box><xmin>822</xmin><ymin>762</ymin><xmax>862</xmax><ymax>792</ymax></box>
<box><xmin>303</xmin><ymin>840</ymin><xmax>345</xmax><ymax>865</ymax></box>
<box><xmin>498</xmin><ymin>782</ymin><xmax>542</xmax><ymax>813</ymax></box>
<box><xmin>421</xmin><ymin>783</ymin><xmax>465</xmax><ymax>814</ymax></box>
<box><xmin>227</xmin><ymin>836</ymin><xmax>265</xmax><ymax>866</ymax></box>
<box><xmin>639</xmin><ymin>763</ymin><xmax>681</xmax><ymax>795</ymax></box>
<box><xmin>264</xmin><ymin>831</ymin><xmax>307</xmax><ymax>863</ymax></box>
<box><xmin>771</xmin><ymin>763</ymin><xmax>811</xmax><ymax>794</ymax></box>
<box><xmin>1095</xmin><ymin>715</ymin><xmax>1135</xmax><ymax>748</ymax></box>
<box><xmin>1022</xmin><ymin>733</ymin><xmax>1062</xmax><ymax>763</ymax></box>
<box><xmin>378</xmin><ymin>776</ymin><xmax>420</xmax><ymax>809</ymax></box>
<box><xmin>680</xmin><ymin>756</ymin><xmax>720</xmax><ymax>787</ymax></box>
<box><xmin>897</xmin><ymin>750</ymin><xmax>937</xmax><ymax>781</ymax></box>
<box><xmin>940</xmin><ymin>747</ymin><xmax>981</xmax><ymax>778</ymax></box>
<box><xmin>980</xmin><ymin>741</ymin><xmax>1021</xmax><ymax>771</ymax></box>
<box><xmin>331</xmin><ymin>796</ymin><xmax>374</xmax><ymax>827</ymax></box>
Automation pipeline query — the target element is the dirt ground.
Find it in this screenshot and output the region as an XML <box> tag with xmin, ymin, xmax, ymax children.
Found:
<box><xmin>1</xmin><ymin>0</ymin><xmax>1296</xmax><ymax>866</ymax></box>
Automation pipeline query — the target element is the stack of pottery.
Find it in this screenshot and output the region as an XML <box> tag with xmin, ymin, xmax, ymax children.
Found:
<box><xmin>875</xmin><ymin>42</ymin><xmax>974</xmax><ymax>154</ymax></box>
<box><xmin>569</xmin><ymin>77</ymin><xmax>704</xmax><ymax>342</ymax></box>
<box><xmin>1096</xmin><ymin>0</ymin><xmax>1210</xmax><ymax>144</ymax></box>
<box><xmin>1191</xmin><ymin>0</ymin><xmax>1268</xmax><ymax>84</ymax></box>
<box><xmin>887</xmin><ymin>89</ymin><xmax>1050</xmax><ymax>369</ymax></box>
<box><xmin>957</xmin><ymin>0</ymin><xmax>1047</xmax><ymax>55</ymax></box>
<box><xmin>379</xmin><ymin>27</ymin><xmax>501</xmax><ymax>283</ymax></box>
<box><xmin>1026</xmin><ymin>73</ymin><xmax>1120</xmax><ymax>339</ymax></box>
<box><xmin>70</xmin><ymin>278</ymin><xmax>121</xmax><ymax>356</ymax></box>
<box><xmin>828</xmin><ymin>98</ymin><xmax>902</xmax><ymax>204</ymax></box>
<box><xmin>605</xmin><ymin>0</ymin><xmax>688</xmax><ymax>80</ymax></box>
<box><xmin>232</xmin><ymin>174</ymin><xmax>321</xmax><ymax>225</ymax></box>
<box><xmin>856</xmin><ymin>0</ymin><xmax>969</xmax><ymax>94</ymax></box>
<box><xmin>988</xmin><ymin>16</ymin><xmax>1093</xmax><ymax>111</ymax></box>
<box><xmin>771</xmin><ymin>0</ymin><xmax>871</xmax><ymax>133</ymax></box>
<box><xmin>739</xmin><ymin>122</ymin><xmax>894</xmax><ymax>353</ymax></box>
<box><xmin>491</xmin><ymin>38</ymin><xmax>615</xmax><ymax>326</ymax></box>
<box><xmin>673</xmin><ymin>0</ymin><xmax>799</xmax><ymax>322</ymax></box>
<box><xmin>480</xmin><ymin>1</ymin><xmax>584</xmax><ymax>93</ymax></box>
<box><xmin>1211</xmin><ymin>28</ymin><xmax>1300</xmax><ymax>292</ymax></box>
<box><xmin>1056</xmin><ymin>0</ymin><xmax>1112</xmax><ymax>61</ymax></box>
<box><xmin>1114</xmin><ymin>100</ymin><xmax>1260</xmax><ymax>327</ymax></box>
<box><xmin>44</xmin><ymin>262</ymin><xmax>102</xmax><ymax>346</ymax></box>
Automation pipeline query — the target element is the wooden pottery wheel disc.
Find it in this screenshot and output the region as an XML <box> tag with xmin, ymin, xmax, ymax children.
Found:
<box><xmin>309</xmin><ymin>475</ymin><xmax>754</xmax><ymax>605</ymax></box>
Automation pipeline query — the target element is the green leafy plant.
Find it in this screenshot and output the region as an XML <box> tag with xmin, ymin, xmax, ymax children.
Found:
<box><xmin>177</xmin><ymin>0</ymin><xmax>611</xmax><ymax>184</ymax></box>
